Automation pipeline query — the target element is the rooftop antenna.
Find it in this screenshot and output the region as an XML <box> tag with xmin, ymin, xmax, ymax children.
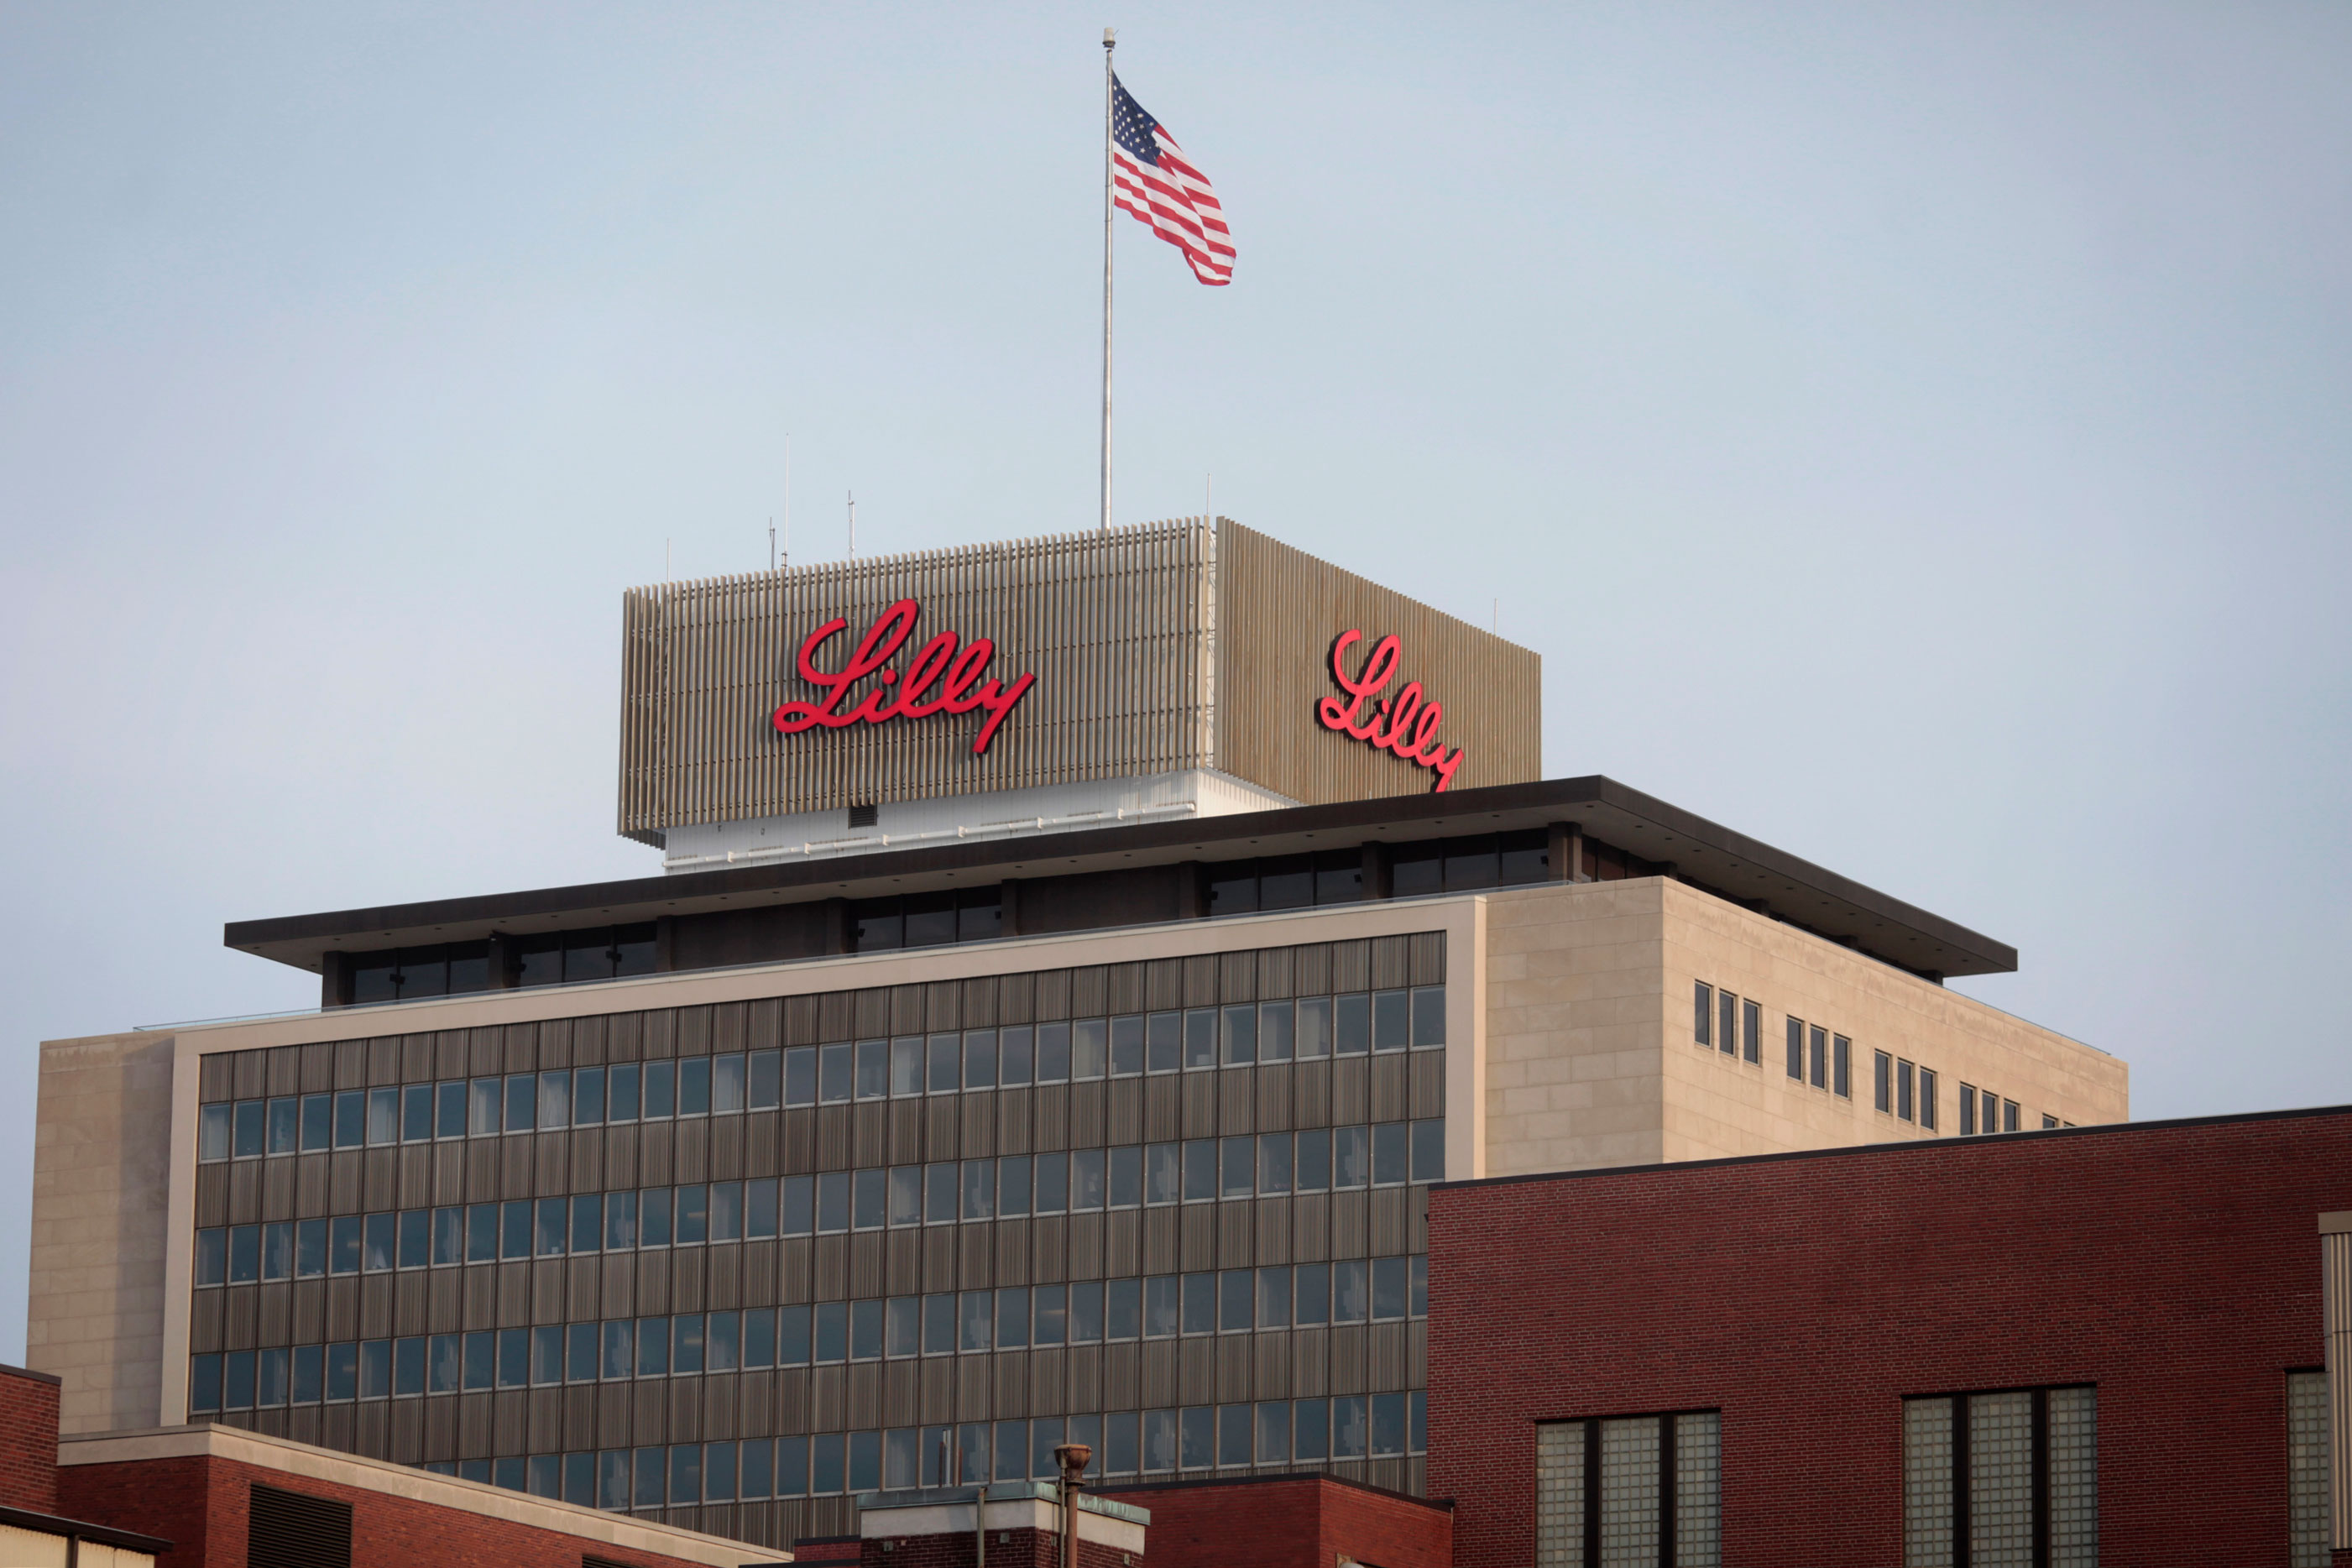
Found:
<box><xmin>848</xmin><ymin>490</ymin><xmax>856</xmax><ymax>558</ymax></box>
<box><xmin>768</xmin><ymin>516</ymin><xmax>775</xmax><ymax>572</ymax></box>
<box><xmin>782</xmin><ymin>432</ymin><xmax>792</xmax><ymax>569</ymax></box>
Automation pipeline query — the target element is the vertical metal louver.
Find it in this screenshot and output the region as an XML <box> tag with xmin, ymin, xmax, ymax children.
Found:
<box><xmin>246</xmin><ymin>1483</ymin><xmax>353</xmax><ymax>1568</ymax></box>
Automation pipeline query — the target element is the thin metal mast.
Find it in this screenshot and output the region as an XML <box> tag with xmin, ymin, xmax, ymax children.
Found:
<box><xmin>1101</xmin><ymin>28</ymin><xmax>1116</xmax><ymax>533</ymax></box>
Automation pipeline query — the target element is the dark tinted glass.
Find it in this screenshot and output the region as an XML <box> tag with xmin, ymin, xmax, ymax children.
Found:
<box><xmin>515</xmin><ymin>935</ymin><xmax>561</xmax><ymax>986</ymax></box>
<box><xmin>904</xmin><ymin>891</ymin><xmax>957</xmax><ymax>948</ymax></box>
<box><xmin>613</xmin><ymin>923</ymin><xmax>657</xmax><ymax>976</ymax></box>
<box><xmin>851</xmin><ymin>900</ymin><xmax>902</xmax><ymax>951</ymax></box>
<box><xmin>400</xmin><ymin>953</ymin><xmax>447</xmax><ymax>998</ymax></box>
<box><xmin>1443</xmin><ymin>837</ymin><xmax>1501</xmax><ymax>891</ymax></box>
<box><xmin>445</xmin><ymin>941</ymin><xmax>489</xmax><ymax>993</ymax></box>
<box><xmin>563</xmin><ymin>933</ymin><xmax>613</xmax><ymax>984</ymax></box>
<box><xmin>1314</xmin><ymin>849</ymin><xmax>1364</xmax><ymax>904</ymax></box>
<box><xmin>351</xmin><ymin>958</ymin><xmax>398</xmax><ymax>1004</ymax></box>
<box><xmin>1390</xmin><ymin>842</ymin><xmax>1442</xmax><ymax>897</ymax></box>
<box><xmin>1258</xmin><ymin>855</ymin><xmax>1314</xmax><ymax>911</ymax></box>
<box><xmin>1205</xmin><ymin>862</ymin><xmax>1257</xmax><ymax>915</ymax></box>
<box><xmin>1498</xmin><ymin>828</ymin><xmax>1549</xmax><ymax>884</ymax></box>
<box><xmin>956</xmin><ymin>896</ymin><xmax>1001</xmax><ymax>942</ymax></box>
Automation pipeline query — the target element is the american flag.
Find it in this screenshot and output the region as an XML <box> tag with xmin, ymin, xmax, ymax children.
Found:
<box><xmin>1111</xmin><ymin>75</ymin><xmax>1233</xmax><ymax>285</ymax></box>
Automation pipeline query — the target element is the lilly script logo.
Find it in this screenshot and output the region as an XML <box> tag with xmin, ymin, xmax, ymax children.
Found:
<box><xmin>771</xmin><ymin>598</ymin><xmax>1038</xmax><ymax>755</ymax></box>
<box><xmin>1315</xmin><ymin>629</ymin><xmax>1466</xmax><ymax>792</ymax></box>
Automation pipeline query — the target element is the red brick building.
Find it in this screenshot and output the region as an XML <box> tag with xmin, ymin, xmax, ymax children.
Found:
<box><xmin>1427</xmin><ymin>1105</ymin><xmax>2352</xmax><ymax>1567</ymax></box>
<box><xmin>1098</xmin><ymin>1472</ymin><xmax>1451</xmax><ymax>1568</ymax></box>
<box><xmin>0</xmin><ymin>1361</ymin><xmax>777</xmax><ymax>1567</ymax></box>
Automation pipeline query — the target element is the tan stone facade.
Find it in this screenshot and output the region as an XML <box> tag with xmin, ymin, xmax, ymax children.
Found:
<box><xmin>1481</xmin><ymin>878</ymin><xmax>2125</xmax><ymax>1177</ymax></box>
<box><xmin>29</xmin><ymin>1030</ymin><xmax>177</xmax><ymax>1436</ymax></box>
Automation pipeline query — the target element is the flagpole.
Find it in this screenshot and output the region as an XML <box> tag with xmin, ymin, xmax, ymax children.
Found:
<box><xmin>1100</xmin><ymin>27</ymin><xmax>1116</xmax><ymax>534</ymax></box>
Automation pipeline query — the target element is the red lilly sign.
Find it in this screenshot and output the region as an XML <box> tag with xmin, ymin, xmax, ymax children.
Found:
<box><xmin>1315</xmin><ymin>630</ymin><xmax>1466</xmax><ymax>792</ymax></box>
<box><xmin>771</xmin><ymin>599</ymin><xmax>1038</xmax><ymax>755</ymax></box>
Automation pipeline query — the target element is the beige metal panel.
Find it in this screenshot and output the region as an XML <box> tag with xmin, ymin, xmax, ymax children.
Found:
<box><xmin>619</xmin><ymin>521</ymin><xmax>1219</xmax><ymax>838</ymax></box>
<box><xmin>1214</xmin><ymin>520</ymin><xmax>1540</xmax><ymax>802</ymax></box>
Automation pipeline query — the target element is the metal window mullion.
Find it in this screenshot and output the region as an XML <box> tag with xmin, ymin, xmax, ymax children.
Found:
<box><xmin>1659</xmin><ymin>1412</ymin><xmax>1676</xmax><ymax>1568</ymax></box>
<box><xmin>1953</xmin><ymin>1394</ymin><xmax>1972</xmax><ymax>1568</ymax></box>
<box><xmin>1584</xmin><ymin>1416</ymin><xmax>1602</xmax><ymax>1568</ymax></box>
<box><xmin>2031</xmin><ymin>1388</ymin><xmax>2050</xmax><ymax>1568</ymax></box>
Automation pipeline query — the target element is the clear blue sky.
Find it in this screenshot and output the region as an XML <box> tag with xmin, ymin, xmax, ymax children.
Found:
<box><xmin>3</xmin><ymin>3</ymin><xmax>2347</xmax><ymax>1360</ymax></box>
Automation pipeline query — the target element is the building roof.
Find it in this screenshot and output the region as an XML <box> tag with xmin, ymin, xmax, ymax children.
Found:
<box><xmin>224</xmin><ymin>775</ymin><xmax>2018</xmax><ymax>980</ymax></box>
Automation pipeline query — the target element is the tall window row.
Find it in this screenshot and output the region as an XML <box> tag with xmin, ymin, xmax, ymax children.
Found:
<box><xmin>350</xmin><ymin>927</ymin><xmax>657</xmax><ymax>1005</ymax></box>
<box><xmin>1534</xmin><ymin>1411</ymin><xmax>1722</xmax><ymax>1568</ymax></box>
<box><xmin>1903</xmin><ymin>1387</ymin><xmax>2096</xmax><ymax>1567</ymax></box>
<box><xmin>186</xmin><ymin>1257</ymin><xmax>1429</xmax><ymax>1412</ymax></box>
<box><xmin>1691</xmin><ymin>982</ymin><xmax>1762</xmax><ymax>1067</ymax></box>
<box><xmin>199</xmin><ymin>991</ymin><xmax>1446</xmax><ymax>1163</ymax></box>
<box><xmin>192</xmin><ymin>1122</ymin><xmax>1445</xmax><ymax>1285</ymax></box>
<box><xmin>1689</xmin><ymin>982</ymin><xmax>1857</xmax><ymax>1103</ymax></box>
<box><xmin>1957</xmin><ymin>1085</ymin><xmax>2062</xmax><ymax>1137</ymax></box>
<box><xmin>391</xmin><ymin>1396</ymin><xmax>1428</xmax><ymax>1512</ymax></box>
<box><xmin>1874</xmin><ymin>1052</ymin><xmax>1941</xmax><ymax>1132</ymax></box>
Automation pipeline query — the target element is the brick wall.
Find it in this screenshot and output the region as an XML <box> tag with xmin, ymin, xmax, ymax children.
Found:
<box><xmin>60</xmin><ymin>1454</ymin><xmax>743</xmax><ymax>1567</ymax></box>
<box><xmin>1096</xmin><ymin>1474</ymin><xmax>1451</xmax><ymax>1568</ymax></box>
<box><xmin>0</xmin><ymin>1364</ymin><xmax>63</xmax><ymax>1513</ymax></box>
<box><xmin>1428</xmin><ymin>1109</ymin><xmax>2352</xmax><ymax>1567</ymax></box>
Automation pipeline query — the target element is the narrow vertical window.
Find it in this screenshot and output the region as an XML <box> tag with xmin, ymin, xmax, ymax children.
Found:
<box><xmin>1693</xmin><ymin>982</ymin><xmax>1712</xmax><ymax>1050</ymax></box>
<box><xmin>1917</xmin><ymin>1069</ymin><xmax>1937</xmax><ymax>1131</ymax></box>
<box><xmin>2003</xmin><ymin>1099</ymin><xmax>2020</xmax><ymax>1133</ymax></box>
<box><xmin>1809</xmin><ymin>1026</ymin><xmax>1827</xmax><ymax>1090</ymax></box>
<box><xmin>1959</xmin><ymin>1085</ymin><xmax>1978</xmax><ymax>1136</ymax></box>
<box><xmin>1832</xmin><ymin>1035</ymin><xmax>1851</xmax><ymax>1099</ymax></box>
<box><xmin>1875</xmin><ymin>1052</ymin><xmax>1894</xmax><ymax>1114</ymax></box>
<box><xmin>1741</xmin><ymin>1000</ymin><xmax>1760</xmax><ymax>1065</ymax></box>
<box><xmin>1785</xmin><ymin>1017</ymin><xmax>1805</xmax><ymax>1080</ymax></box>
<box><xmin>2288</xmin><ymin>1370</ymin><xmax>2330</xmax><ymax>1567</ymax></box>
<box><xmin>1897</xmin><ymin>1061</ymin><xmax>1915</xmax><ymax>1122</ymax></box>
<box><xmin>1718</xmin><ymin>990</ymin><xmax>1737</xmax><ymax>1058</ymax></box>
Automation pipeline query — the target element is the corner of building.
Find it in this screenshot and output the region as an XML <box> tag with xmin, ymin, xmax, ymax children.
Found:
<box><xmin>30</xmin><ymin>1029</ymin><xmax>178</xmax><ymax>1435</ymax></box>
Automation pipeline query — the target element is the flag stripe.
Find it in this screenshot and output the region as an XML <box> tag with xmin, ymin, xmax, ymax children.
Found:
<box><xmin>1110</xmin><ymin>76</ymin><xmax>1232</xmax><ymax>285</ymax></box>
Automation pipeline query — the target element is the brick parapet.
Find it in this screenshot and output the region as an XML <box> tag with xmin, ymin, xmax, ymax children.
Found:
<box><xmin>60</xmin><ymin>1450</ymin><xmax>762</xmax><ymax>1568</ymax></box>
<box><xmin>0</xmin><ymin>1363</ymin><xmax>63</xmax><ymax>1514</ymax></box>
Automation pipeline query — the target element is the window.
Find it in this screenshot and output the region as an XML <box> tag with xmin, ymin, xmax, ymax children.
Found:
<box><xmin>1918</xmin><ymin>1069</ymin><xmax>1938</xmax><ymax>1131</ymax></box>
<box><xmin>1717</xmin><ymin>990</ymin><xmax>1737</xmax><ymax>1058</ymax></box>
<box><xmin>2289</xmin><ymin>1370</ymin><xmax>2329</xmax><ymax>1567</ymax></box>
<box><xmin>1535</xmin><ymin>1412</ymin><xmax>1720</xmax><ymax>1567</ymax></box>
<box><xmin>1385</xmin><ymin>828</ymin><xmax>1551</xmax><ymax>897</ymax></box>
<box><xmin>1897</xmin><ymin>1061</ymin><xmax>1915</xmax><ymax>1122</ymax></box>
<box><xmin>1810</xmin><ymin>1026</ymin><xmax>1827</xmax><ymax>1090</ymax></box>
<box><xmin>1904</xmin><ymin>1387</ymin><xmax>2096</xmax><ymax>1566</ymax></box>
<box><xmin>1694</xmin><ymin>982</ymin><xmax>1712</xmax><ymax>1049</ymax></box>
<box><xmin>2004</xmin><ymin>1099</ymin><xmax>2020</xmax><ymax>1133</ymax></box>
<box><xmin>1959</xmin><ymin>1083</ymin><xmax>1978</xmax><ymax>1135</ymax></box>
<box><xmin>1205</xmin><ymin>849</ymin><xmax>1369</xmax><ymax>914</ymax></box>
<box><xmin>849</xmin><ymin>890</ymin><xmax>1001</xmax><ymax>951</ymax></box>
<box><xmin>1876</xmin><ymin>1052</ymin><xmax>1894</xmax><ymax>1114</ymax></box>
<box><xmin>1741</xmin><ymin>999</ymin><xmax>1760</xmax><ymax>1065</ymax></box>
<box><xmin>1785</xmin><ymin>1017</ymin><xmax>1804</xmax><ymax>1080</ymax></box>
<box><xmin>1833</xmin><ymin>1035</ymin><xmax>1851</xmax><ymax>1099</ymax></box>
